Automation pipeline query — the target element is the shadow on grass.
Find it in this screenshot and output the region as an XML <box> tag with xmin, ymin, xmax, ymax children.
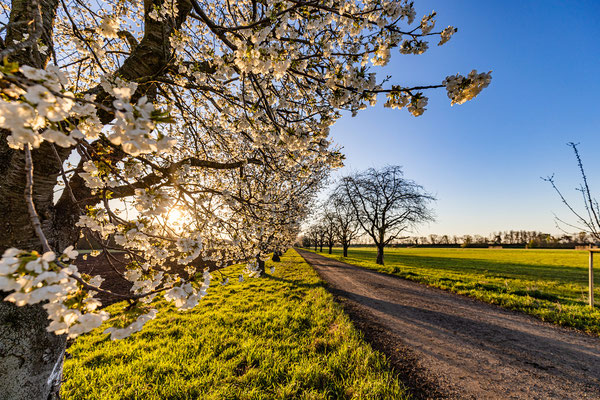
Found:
<box><xmin>263</xmin><ymin>273</ymin><xmax>323</xmax><ymax>290</ymax></box>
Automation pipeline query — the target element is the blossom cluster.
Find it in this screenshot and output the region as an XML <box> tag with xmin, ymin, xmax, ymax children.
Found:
<box><xmin>135</xmin><ymin>188</ymin><xmax>173</xmax><ymax>217</ymax></box>
<box><xmin>439</xmin><ymin>26</ymin><xmax>457</xmax><ymax>45</ymax></box>
<box><xmin>164</xmin><ymin>268</ymin><xmax>211</xmax><ymax>310</ymax></box>
<box><xmin>0</xmin><ymin>64</ymin><xmax>176</xmax><ymax>156</ymax></box>
<box><xmin>243</xmin><ymin>261</ymin><xmax>263</xmax><ymax>278</ymax></box>
<box><xmin>104</xmin><ymin>309</ymin><xmax>158</xmax><ymax>340</ymax></box>
<box><xmin>0</xmin><ymin>247</ymin><xmax>109</xmax><ymax>339</ymax></box>
<box><xmin>443</xmin><ymin>70</ymin><xmax>493</xmax><ymax>105</ymax></box>
<box><xmin>175</xmin><ymin>233</ymin><xmax>204</xmax><ymax>265</ymax></box>
<box><xmin>384</xmin><ymin>89</ymin><xmax>428</xmax><ymax>117</ymax></box>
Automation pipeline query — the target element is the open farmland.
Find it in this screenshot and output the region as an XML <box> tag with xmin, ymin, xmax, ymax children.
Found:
<box><xmin>61</xmin><ymin>250</ymin><xmax>409</xmax><ymax>400</ymax></box>
<box><xmin>310</xmin><ymin>247</ymin><xmax>600</xmax><ymax>334</ymax></box>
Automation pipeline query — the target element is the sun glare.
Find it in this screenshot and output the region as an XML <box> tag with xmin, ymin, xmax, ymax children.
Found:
<box><xmin>165</xmin><ymin>208</ymin><xmax>185</xmax><ymax>227</ymax></box>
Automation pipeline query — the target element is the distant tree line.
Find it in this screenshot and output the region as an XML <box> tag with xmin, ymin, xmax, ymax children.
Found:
<box><xmin>394</xmin><ymin>230</ymin><xmax>595</xmax><ymax>248</ymax></box>
<box><xmin>302</xmin><ymin>229</ymin><xmax>597</xmax><ymax>250</ymax></box>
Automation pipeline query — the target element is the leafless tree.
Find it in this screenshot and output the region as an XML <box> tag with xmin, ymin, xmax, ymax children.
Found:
<box><xmin>328</xmin><ymin>191</ymin><xmax>361</xmax><ymax>257</ymax></box>
<box><xmin>306</xmin><ymin>225</ymin><xmax>321</xmax><ymax>252</ymax></box>
<box><xmin>339</xmin><ymin>166</ymin><xmax>435</xmax><ymax>265</ymax></box>
<box><xmin>545</xmin><ymin>143</ymin><xmax>600</xmax><ymax>244</ymax></box>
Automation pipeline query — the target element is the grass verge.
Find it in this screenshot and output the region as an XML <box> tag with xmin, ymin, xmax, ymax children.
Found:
<box><xmin>62</xmin><ymin>249</ymin><xmax>409</xmax><ymax>400</ymax></box>
<box><xmin>308</xmin><ymin>247</ymin><xmax>600</xmax><ymax>335</ymax></box>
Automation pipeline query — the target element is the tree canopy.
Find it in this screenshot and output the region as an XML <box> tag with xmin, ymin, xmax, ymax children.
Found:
<box><xmin>0</xmin><ymin>2</ymin><xmax>490</xmax><ymax>396</ymax></box>
<box><xmin>338</xmin><ymin>166</ymin><xmax>435</xmax><ymax>264</ymax></box>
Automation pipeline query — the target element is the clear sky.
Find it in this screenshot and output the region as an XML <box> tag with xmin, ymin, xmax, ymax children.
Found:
<box><xmin>327</xmin><ymin>0</ymin><xmax>600</xmax><ymax>237</ymax></box>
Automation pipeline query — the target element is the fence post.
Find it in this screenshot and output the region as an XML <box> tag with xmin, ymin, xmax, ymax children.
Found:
<box><xmin>590</xmin><ymin>251</ymin><xmax>595</xmax><ymax>308</ymax></box>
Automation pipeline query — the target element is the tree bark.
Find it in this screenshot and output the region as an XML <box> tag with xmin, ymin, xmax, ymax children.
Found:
<box><xmin>376</xmin><ymin>244</ymin><xmax>385</xmax><ymax>265</ymax></box>
<box><xmin>256</xmin><ymin>254</ymin><xmax>265</xmax><ymax>275</ymax></box>
<box><xmin>343</xmin><ymin>244</ymin><xmax>348</xmax><ymax>257</ymax></box>
<box><xmin>272</xmin><ymin>251</ymin><xmax>281</xmax><ymax>262</ymax></box>
<box><xmin>0</xmin><ymin>2</ymin><xmax>70</xmax><ymax>397</ymax></box>
<box><xmin>0</xmin><ymin>294</ymin><xmax>67</xmax><ymax>400</ymax></box>
<box><xmin>328</xmin><ymin>244</ymin><xmax>332</xmax><ymax>254</ymax></box>
<box><xmin>0</xmin><ymin>0</ymin><xmax>195</xmax><ymax>396</ymax></box>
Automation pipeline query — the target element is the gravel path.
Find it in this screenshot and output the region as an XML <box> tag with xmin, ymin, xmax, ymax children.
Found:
<box><xmin>296</xmin><ymin>249</ymin><xmax>600</xmax><ymax>400</ymax></box>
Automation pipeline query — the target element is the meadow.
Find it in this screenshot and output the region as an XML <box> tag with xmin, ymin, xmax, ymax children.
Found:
<box><xmin>62</xmin><ymin>249</ymin><xmax>409</xmax><ymax>400</ymax></box>
<box><xmin>311</xmin><ymin>247</ymin><xmax>600</xmax><ymax>334</ymax></box>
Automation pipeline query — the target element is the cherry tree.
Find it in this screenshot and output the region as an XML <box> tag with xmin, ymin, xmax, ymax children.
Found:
<box><xmin>0</xmin><ymin>0</ymin><xmax>491</xmax><ymax>397</ymax></box>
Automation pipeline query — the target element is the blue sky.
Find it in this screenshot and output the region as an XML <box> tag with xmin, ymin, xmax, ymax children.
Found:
<box><xmin>327</xmin><ymin>0</ymin><xmax>600</xmax><ymax>237</ymax></box>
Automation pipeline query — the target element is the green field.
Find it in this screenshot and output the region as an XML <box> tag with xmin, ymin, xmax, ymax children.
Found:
<box><xmin>62</xmin><ymin>249</ymin><xmax>409</xmax><ymax>400</ymax></box>
<box><xmin>310</xmin><ymin>247</ymin><xmax>600</xmax><ymax>334</ymax></box>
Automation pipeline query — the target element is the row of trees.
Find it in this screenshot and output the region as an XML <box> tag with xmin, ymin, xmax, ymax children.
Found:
<box><xmin>394</xmin><ymin>231</ymin><xmax>595</xmax><ymax>247</ymax></box>
<box><xmin>305</xmin><ymin>166</ymin><xmax>435</xmax><ymax>265</ymax></box>
<box><xmin>0</xmin><ymin>0</ymin><xmax>492</xmax><ymax>397</ymax></box>
<box><xmin>305</xmin><ymin>230</ymin><xmax>598</xmax><ymax>249</ymax></box>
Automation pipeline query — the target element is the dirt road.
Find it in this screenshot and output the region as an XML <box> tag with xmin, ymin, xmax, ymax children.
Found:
<box><xmin>296</xmin><ymin>249</ymin><xmax>600</xmax><ymax>400</ymax></box>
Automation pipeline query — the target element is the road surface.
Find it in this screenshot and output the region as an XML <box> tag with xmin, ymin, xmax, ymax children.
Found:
<box><xmin>296</xmin><ymin>249</ymin><xmax>600</xmax><ymax>400</ymax></box>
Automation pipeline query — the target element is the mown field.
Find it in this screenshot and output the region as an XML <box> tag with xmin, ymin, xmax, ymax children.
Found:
<box><xmin>310</xmin><ymin>247</ymin><xmax>600</xmax><ymax>334</ymax></box>
<box><xmin>62</xmin><ymin>249</ymin><xmax>409</xmax><ymax>400</ymax></box>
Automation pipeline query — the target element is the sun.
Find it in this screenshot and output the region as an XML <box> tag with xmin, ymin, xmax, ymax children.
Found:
<box><xmin>165</xmin><ymin>207</ymin><xmax>185</xmax><ymax>227</ymax></box>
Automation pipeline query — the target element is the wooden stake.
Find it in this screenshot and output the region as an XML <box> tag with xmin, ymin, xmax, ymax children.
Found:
<box><xmin>590</xmin><ymin>251</ymin><xmax>595</xmax><ymax>308</ymax></box>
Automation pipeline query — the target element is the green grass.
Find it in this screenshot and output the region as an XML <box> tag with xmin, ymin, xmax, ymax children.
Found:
<box><xmin>62</xmin><ymin>249</ymin><xmax>409</xmax><ymax>400</ymax></box>
<box><xmin>309</xmin><ymin>247</ymin><xmax>600</xmax><ymax>335</ymax></box>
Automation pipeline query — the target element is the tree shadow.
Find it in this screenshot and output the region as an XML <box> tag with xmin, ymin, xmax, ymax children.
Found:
<box><xmin>262</xmin><ymin>274</ymin><xmax>322</xmax><ymax>290</ymax></box>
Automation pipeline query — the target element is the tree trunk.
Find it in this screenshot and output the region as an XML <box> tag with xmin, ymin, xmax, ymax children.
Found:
<box><xmin>0</xmin><ymin>142</ymin><xmax>73</xmax><ymax>400</ymax></box>
<box><xmin>272</xmin><ymin>251</ymin><xmax>281</xmax><ymax>262</ymax></box>
<box><xmin>0</xmin><ymin>294</ymin><xmax>66</xmax><ymax>400</ymax></box>
<box><xmin>319</xmin><ymin>242</ymin><xmax>323</xmax><ymax>252</ymax></box>
<box><xmin>256</xmin><ymin>254</ymin><xmax>265</xmax><ymax>275</ymax></box>
<box><xmin>376</xmin><ymin>245</ymin><xmax>385</xmax><ymax>265</ymax></box>
<box><xmin>328</xmin><ymin>244</ymin><xmax>332</xmax><ymax>254</ymax></box>
<box><xmin>314</xmin><ymin>242</ymin><xmax>317</xmax><ymax>251</ymax></box>
<box><xmin>343</xmin><ymin>244</ymin><xmax>348</xmax><ymax>257</ymax></box>
<box><xmin>0</xmin><ymin>0</ymin><xmax>196</xmax><ymax>396</ymax></box>
<box><xmin>0</xmin><ymin>1</ymin><xmax>71</xmax><ymax>396</ymax></box>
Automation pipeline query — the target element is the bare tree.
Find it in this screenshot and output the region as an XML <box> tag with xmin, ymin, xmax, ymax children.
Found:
<box><xmin>306</xmin><ymin>225</ymin><xmax>321</xmax><ymax>252</ymax></box>
<box><xmin>545</xmin><ymin>143</ymin><xmax>600</xmax><ymax>243</ymax></box>
<box><xmin>339</xmin><ymin>166</ymin><xmax>435</xmax><ymax>265</ymax></box>
<box><xmin>316</xmin><ymin>223</ymin><xmax>326</xmax><ymax>252</ymax></box>
<box><xmin>329</xmin><ymin>191</ymin><xmax>361</xmax><ymax>257</ymax></box>
<box><xmin>321</xmin><ymin>210</ymin><xmax>338</xmax><ymax>254</ymax></box>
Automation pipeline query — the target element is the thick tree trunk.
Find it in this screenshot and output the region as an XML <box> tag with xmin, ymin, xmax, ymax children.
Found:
<box><xmin>272</xmin><ymin>251</ymin><xmax>281</xmax><ymax>262</ymax></box>
<box><xmin>328</xmin><ymin>244</ymin><xmax>332</xmax><ymax>254</ymax></box>
<box><xmin>256</xmin><ymin>254</ymin><xmax>265</xmax><ymax>275</ymax></box>
<box><xmin>0</xmin><ymin>0</ymin><xmax>196</xmax><ymax>396</ymax></box>
<box><xmin>0</xmin><ymin>294</ymin><xmax>66</xmax><ymax>400</ymax></box>
<box><xmin>314</xmin><ymin>242</ymin><xmax>317</xmax><ymax>251</ymax></box>
<box><xmin>319</xmin><ymin>241</ymin><xmax>323</xmax><ymax>252</ymax></box>
<box><xmin>376</xmin><ymin>245</ymin><xmax>385</xmax><ymax>265</ymax></box>
<box><xmin>0</xmin><ymin>142</ymin><xmax>71</xmax><ymax>400</ymax></box>
<box><xmin>0</xmin><ymin>3</ymin><xmax>70</xmax><ymax>395</ymax></box>
<box><xmin>343</xmin><ymin>244</ymin><xmax>348</xmax><ymax>257</ymax></box>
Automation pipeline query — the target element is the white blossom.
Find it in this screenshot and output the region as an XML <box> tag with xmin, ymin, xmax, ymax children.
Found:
<box><xmin>104</xmin><ymin>309</ymin><xmax>157</xmax><ymax>340</ymax></box>
<box><xmin>98</xmin><ymin>16</ymin><xmax>120</xmax><ymax>39</ymax></box>
<box><xmin>439</xmin><ymin>26</ymin><xmax>457</xmax><ymax>46</ymax></box>
<box><xmin>443</xmin><ymin>70</ymin><xmax>492</xmax><ymax>105</ymax></box>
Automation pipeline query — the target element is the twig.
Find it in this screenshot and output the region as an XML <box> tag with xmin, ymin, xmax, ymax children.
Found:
<box><xmin>23</xmin><ymin>144</ymin><xmax>51</xmax><ymax>253</ymax></box>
